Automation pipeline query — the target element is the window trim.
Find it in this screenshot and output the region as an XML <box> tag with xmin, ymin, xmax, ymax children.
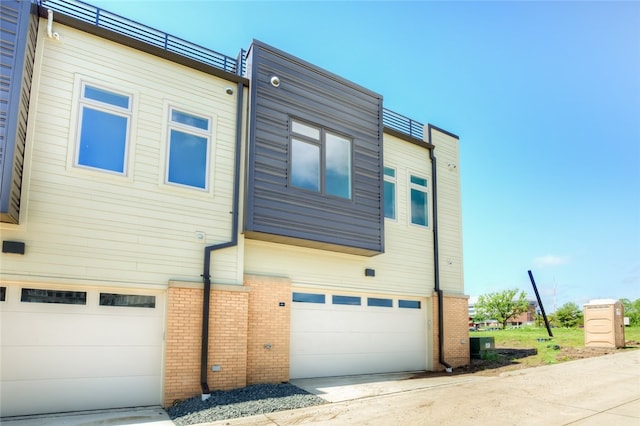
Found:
<box><xmin>408</xmin><ymin>172</ymin><xmax>430</xmax><ymax>228</ymax></box>
<box><xmin>289</xmin><ymin>118</ymin><xmax>353</xmax><ymax>200</ymax></box>
<box><xmin>67</xmin><ymin>76</ymin><xmax>137</xmax><ymax>181</ymax></box>
<box><xmin>20</xmin><ymin>288</ymin><xmax>87</xmax><ymax>305</ymax></box>
<box><xmin>292</xmin><ymin>292</ymin><xmax>326</xmax><ymax>304</ymax></box>
<box><xmin>384</xmin><ymin>166</ymin><xmax>397</xmax><ymax>220</ymax></box>
<box><xmin>74</xmin><ymin>81</ymin><xmax>133</xmax><ymax>175</ymax></box>
<box><xmin>164</xmin><ymin>106</ymin><xmax>213</xmax><ymax>191</ymax></box>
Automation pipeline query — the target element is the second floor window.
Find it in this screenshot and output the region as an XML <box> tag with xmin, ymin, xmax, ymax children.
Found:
<box><xmin>76</xmin><ymin>84</ymin><xmax>132</xmax><ymax>174</ymax></box>
<box><xmin>166</xmin><ymin>108</ymin><xmax>211</xmax><ymax>190</ymax></box>
<box><xmin>290</xmin><ymin>119</ymin><xmax>352</xmax><ymax>199</ymax></box>
<box><xmin>384</xmin><ymin>167</ymin><xmax>396</xmax><ymax>219</ymax></box>
<box><xmin>410</xmin><ymin>175</ymin><xmax>428</xmax><ymax>226</ymax></box>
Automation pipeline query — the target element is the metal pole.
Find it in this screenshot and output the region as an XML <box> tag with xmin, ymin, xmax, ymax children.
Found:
<box><xmin>528</xmin><ymin>270</ymin><xmax>553</xmax><ymax>338</ymax></box>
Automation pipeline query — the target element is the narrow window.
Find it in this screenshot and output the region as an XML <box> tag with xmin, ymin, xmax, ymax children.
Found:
<box><xmin>325</xmin><ymin>133</ymin><xmax>351</xmax><ymax>198</ymax></box>
<box><xmin>410</xmin><ymin>175</ymin><xmax>428</xmax><ymax>226</ymax></box>
<box><xmin>0</xmin><ymin>287</ymin><xmax>6</xmax><ymax>302</ymax></box>
<box><xmin>21</xmin><ymin>288</ymin><xmax>87</xmax><ymax>305</ymax></box>
<box><xmin>291</xmin><ymin>139</ymin><xmax>320</xmax><ymax>191</ymax></box>
<box><xmin>166</xmin><ymin>108</ymin><xmax>211</xmax><ymax>189</ymax></box>
<box><xmin>292</xmin><ymin>292</ymin><xmax>325</xmax><ymax>304</ymax></box>
<box><xmin>367</xmin><ymin>297</ymin><xmax>393</xmax><ymax>307</ymax></box>
<box><xmin>332</xmin><ymin>295</ymin><xmax>361</xmax><ymax>305</ymax></box>
<box><xmin>100</xmin><ymin>293</ymin><xmax>156</xmax><ymax>308</ymax></box>
<box><xmin>399</xmin><ymin>300</ymin><xmax>421</xmax><ymax>309</ymax></box>
<box><xmin>76</xmin><ymin>84</ymin><xmax>131</xmax><ymax>174</ymax></box>
<box><xmin>384</xmin><ymin>167</ymin><xmax>396</xmax><ymax>219</ymax></box>
<box><xmin>290</xmin><ymin>119</ymin><xmax>352</xmax><ymax>199</ymax></box>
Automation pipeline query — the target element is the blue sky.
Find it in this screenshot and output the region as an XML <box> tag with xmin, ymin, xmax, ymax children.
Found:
<box><xmin>85</xmin><ymin>0</ymin><xmax>640</xmax><ymax>311</ymax></box>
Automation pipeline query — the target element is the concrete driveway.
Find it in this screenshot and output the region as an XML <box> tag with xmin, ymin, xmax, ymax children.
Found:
<box><xmin>3</xmin><ymin>350</ymin><xmax>638</xmax><ymax>425</ymax></box>
<box><xmin>205</xmin><ymin>349</ymin><xmax>640</xmax><ymax>425</ymax></box>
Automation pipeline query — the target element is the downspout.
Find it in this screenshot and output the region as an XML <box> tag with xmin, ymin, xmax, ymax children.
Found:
<box><xmin>428</xmin><ymin>126</ymin><xmax>453</xmax><ymax>373</ymax></box>
<box><xmin>200</xmin><ymin>80</ymin><xmax>244</xmax><ymax>398</ymax></box>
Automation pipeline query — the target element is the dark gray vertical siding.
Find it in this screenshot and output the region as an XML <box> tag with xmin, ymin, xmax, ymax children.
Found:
<box><xmin>245</xmin><ymin>41</ymin><xmax>384</xmax><ymax>255</ymax></box>
<box><xmin>0</xmin><ymin>0</ymin><xmax>38</xmax><ymax>224</ymax></box>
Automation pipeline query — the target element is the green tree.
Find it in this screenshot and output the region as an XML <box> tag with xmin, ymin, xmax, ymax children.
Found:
<box><xmin>555</xmin><ymin>302</ymin><xmax>583</xmax><ymax>328</ymax></box>
<box><xmin>475</xmin><ymin>289</ymin><xmax>530</xmax><ymax>329</ymax></box>
<box><xmin>620</xmin><ymin>298</ymin><xmax>640</xmax><ymax>326</ymax></box>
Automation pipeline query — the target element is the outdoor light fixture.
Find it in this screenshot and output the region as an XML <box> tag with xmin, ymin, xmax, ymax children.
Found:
<box><xmin>270</xmin><ymin>76</ymin><xmax>280</xmax><ymax>87</ymax></box>
<box><xmin>225</xmin><ymin>87</ymin><xmax>234</xmax><ymax>95</ymax></box>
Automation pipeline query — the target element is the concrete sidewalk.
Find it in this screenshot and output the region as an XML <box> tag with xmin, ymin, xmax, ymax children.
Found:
<box><xmin>202</xmin><ymin>349</ymin><xmax>640</xmax><ymax>425</ymax></box>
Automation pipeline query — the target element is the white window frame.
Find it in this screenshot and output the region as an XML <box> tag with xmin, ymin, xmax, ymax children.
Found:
<box><xmin>384</xmin><ymin>166</ymin><xmax>397</xmax><ymax>220</ymax></box>
<box><xmin>164</xmin><ymin>106</ymin><xmax>212</xmax><ymax>191</ymax></box>
<box><xmin>74</xmin><ymin>82</ymin><xmax>133</xmax><ymax>176</ymax></box>
<box><xmin>408</xmin><ymin>173</ymin><xmax>429</xmax><ymax>228</ymax></box>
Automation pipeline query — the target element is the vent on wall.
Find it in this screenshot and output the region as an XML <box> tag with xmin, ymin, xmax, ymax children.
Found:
<box><xmin>2</xmin><ymin>241</ymin><xmax>25</xmax><ymax>255</ymax></box>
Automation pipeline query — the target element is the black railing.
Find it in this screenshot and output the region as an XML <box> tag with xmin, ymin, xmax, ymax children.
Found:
<box><xmin>40</xmin><ymin>0</ymin><xmax>423</xmax><ymax>140</ymax></box>
<box><xmin>383</xmin><ymin>109</ymin><xmax>424</xmax><ymax>140</ymax></box>
<box><xmin>40</xmin><ymin>0</ymin><xmax>243</xmax><ymax>75</ymax></box>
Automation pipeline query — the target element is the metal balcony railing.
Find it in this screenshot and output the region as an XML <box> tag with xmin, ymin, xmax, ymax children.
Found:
<box><xmin>39</xmin><ymin>0</ymin><xmax>423</xmax><ymax>140</ymax></box>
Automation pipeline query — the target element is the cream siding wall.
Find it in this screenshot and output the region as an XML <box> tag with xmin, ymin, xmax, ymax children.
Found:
<box><xmin>244</xmin><ymin>133</ymin><xmax>435</xmax><ymax>296</ymax></box>
<box><xmin>431</xmin><ymin>127</ymin><xmax>464</xmax><ymax>294</ymax></box>
<box><xmin>0</xmin><ymin>22</ymin><xmax>242</xmax><ymax>287</ymax></box>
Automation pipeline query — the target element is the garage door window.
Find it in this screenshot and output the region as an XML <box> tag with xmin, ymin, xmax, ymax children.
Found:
<box><xmin>21</xmin><ymin>288</ymin><xmax>87</xmax><ymax>305</ymax></box>
<box><xmin>332</xmin><ymin>295</ymin><xmax>361</xmax><ymax>305</ymax></box>
<box><xmin>292</xmin><ymin>292</ymin><xmax>325</xmax><ymax>304</ymax></box>
<box><xmin>100</xmin><ymin>293</ymin><xmax>156</xmax><ymax>308</ymax></box>
<box><xmin>367</xmin><ymin>297</ymin><xmax>393</xmax><ymax>307</ymax></box>
<box><xmin>399</xmin><ymin>300</ymin><xmax>421</xmax><ymax>309</ymax></box>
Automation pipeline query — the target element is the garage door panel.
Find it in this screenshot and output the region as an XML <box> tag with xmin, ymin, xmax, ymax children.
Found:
<box><xmin>2</xmin><ymin>345</ymin><xmax>162</xmax><ymax>380</ymax></box>
<box><xmin>291</xmin><ymin>291</ymin><xmax>427</xmax><ymax>379</ymax></box>
<box><xmin>0</xmin><ymin>286</ymin><xmax>164</xmax><ymax>417</ymax></box>
<box><xmin>2</xmin><ymin>375</ymin><xmax>160</xmax><ymax>417</ymax></box>
<box><xmin>2</xmin><ymin>312</ymin><xmax>162</xmax><ymax>347</ymax></box>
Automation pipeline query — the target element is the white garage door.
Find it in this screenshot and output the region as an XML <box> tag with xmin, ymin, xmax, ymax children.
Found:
<box><xmin>0</xmin><ymin>285</ymin><xmax>164</xmax><ymax>417</ymax></box>
<box><xmin>290</xmin><ymin>291</ymin><xmax>427</xmax><ymax>379</ymax></box>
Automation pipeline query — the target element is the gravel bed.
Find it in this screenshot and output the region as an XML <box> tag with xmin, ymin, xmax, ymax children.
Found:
<box><xmin>166</xmin><ymin>383</ymin><xmax>326</xmax><ymax>425</ymax></box>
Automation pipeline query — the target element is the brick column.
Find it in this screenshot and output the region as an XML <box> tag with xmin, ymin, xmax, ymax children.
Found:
<box><xmin>245</xmin><ymin>275</ymin><xmax>291</xmax><ymax>384</ymax></box>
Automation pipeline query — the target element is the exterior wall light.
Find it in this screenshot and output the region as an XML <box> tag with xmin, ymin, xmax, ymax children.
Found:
<box><xmin>270</xmin><ymin>76</ymin><xmax>280</xmax><ymax>87</ymax></box>
<box><xmin>225</xmin><ymin>87</ymin><xmax>234</xmax><ymax>95</ymax></box>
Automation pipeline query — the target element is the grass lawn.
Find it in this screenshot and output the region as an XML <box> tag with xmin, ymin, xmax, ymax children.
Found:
<box><xmin>470</xmin><ymin>326</ymin><xmax>640</xmax><ymax>368</ymax></box>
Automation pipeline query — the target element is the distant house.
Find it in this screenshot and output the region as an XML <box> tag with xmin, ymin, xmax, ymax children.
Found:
<box><xmin>1</xmin><ymin>0</ymin><xmax>467</xmax><ymax>416</ymax></box>
<box><xmin>468</xmin><ymin>297</ymin><xmax>537</xmax><ymax>328</ymax></box>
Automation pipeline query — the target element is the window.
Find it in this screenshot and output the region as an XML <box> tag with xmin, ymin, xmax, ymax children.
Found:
<box><xmin>399</xmin><ymin>300</ymin><xmax>421</xmax><ymax>309</ymax></box>
<box><xmin>21</xmin><ymin>288</ymin><xmax>86</xmax><ymax>305</ymax></box>
<box><xmin>76</xmin><ymin>84</ymin><xmax>131</xmax><ymax>174</ymax></box>
<box><xmin>100</xmin><ymin>293</ymin><xmax>156</xmax><ymax>308</ymax></box>
<box><xmin>292</xmin><ymin>292</ymin><xmax>325</xmax><ymax>304</ymax></box>
<box><xmin>290</xmin><ymin>119</ymin><xmax>352</xmax><ymax>199</ymax></box>
<box><xmin>410</xmin><ymin>175</ymin><xmax>428</xmax><ymax>226</ymax></box>
<box><xmin>332</xmin><ymin>295</ymin><xmax>361</xmax><ymax>305</ymax></box>
<box><xmin>367</xmin><ymin>297</ymin><xmax>393</xmax><ymax>307</ymax></box>
<box><xmin>384</xmin><ymin>167</ymin><xmax>396</xmax><ymax>219</ymax></box>
<box><xmin>166</xmin><ymin>108</ymin><xmax>211</xmax><ymax>189</ymax></box>
<box><xmin>0</xmin><ymin>287</ymin><xmax>5</xmax><ymax>302</ymax></box>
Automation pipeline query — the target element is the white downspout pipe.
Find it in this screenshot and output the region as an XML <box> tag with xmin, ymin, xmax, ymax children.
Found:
<box><xmin>47</xmin><ymin>10</ymin><xmax>60</xmax><ymax>40</ymax></box>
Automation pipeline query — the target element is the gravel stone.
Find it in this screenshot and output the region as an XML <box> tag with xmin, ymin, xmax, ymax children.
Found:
<box><xmin>166</xmin><ymin>383</ymin><xmax>326</xmax><ymax>425</ymax></box>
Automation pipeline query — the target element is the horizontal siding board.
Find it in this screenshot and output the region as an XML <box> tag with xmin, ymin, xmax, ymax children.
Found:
<box><xmin>1</xmin><ymin>22</ymin><xmax>241</xmax><ymax>286</ymax></box>
<box><xmin>246</xmin><ymin>41</ymin><xmax>383</xmax><ymax>254</ymax></box>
